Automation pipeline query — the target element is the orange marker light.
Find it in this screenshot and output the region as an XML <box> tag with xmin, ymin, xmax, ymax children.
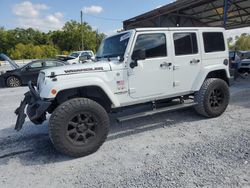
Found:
<box><xmin>51</xmin><ymin>89</ymin><xmax>57</xmax><ymax>95</ymax></box>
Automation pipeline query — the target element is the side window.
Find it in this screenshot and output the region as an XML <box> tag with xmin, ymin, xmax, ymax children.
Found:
<box><xmin>80</xmin><ymin>52</ymin><xmax>88</xmax><ymax>57</ymax></box>
<box><xmin>203</xmin><ymin>32</ymin><xmax>225</xmax><ymax>53</ymax></box>
<box><xmin>133</xmin><ymin>33</ymin><xmax>167</xmax><ymax>59</ymax></box>
<box><xmin>174</xmin><ymin>33</ymin><xmax>198</xmax><ymax>56</ymax></box>
<box><xmin>56</xmin><ymin>62</ymin><xmax>64</xmax><ymax>66</ymax></box>
<box><xmin>45</xmin><ymin>61</ymin><xmax>57</xmax><ymax>67</ymax></box>
<box><xmin>30</xmin><ymin>61</ymin><xmax>43</xmax><ymax>68</ymax></box>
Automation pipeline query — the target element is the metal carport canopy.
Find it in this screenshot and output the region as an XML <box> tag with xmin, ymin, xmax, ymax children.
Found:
<box><xmin>123</xmin><ymin>0</ymin><xmax>250</xmax><ymax>30</ymax></box>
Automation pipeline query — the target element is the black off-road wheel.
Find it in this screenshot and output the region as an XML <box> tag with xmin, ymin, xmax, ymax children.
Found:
<box><xmin>6</xmin><ymin>76</ymin><xmax>21</xmax><ymax>87</ymax></box>
<box><xmin>49</xmin><ymin>98</ymin><xmax>109</xmax><ymax>157</ymax></box>
<box><xmin>194</xmin><ymin>78</ymin><xmax>230</xmax><ymax>118</ymax></box>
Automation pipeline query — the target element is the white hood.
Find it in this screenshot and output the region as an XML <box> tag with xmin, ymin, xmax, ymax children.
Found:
<box><xmin>42</xmin><ymin>61</ymin><xmax>112</xmax><ymax>77</ymax></box>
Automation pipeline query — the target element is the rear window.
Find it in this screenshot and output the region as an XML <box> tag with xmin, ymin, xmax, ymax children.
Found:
<box><xmin>45</xmin><ymin>61</ymin><xmax>57</xmax><ymax>67</ymax></box>
<box><xmin>203</xmin><ymin>32</ymin><xmax>225</xmax><ymax>53</ymax></box>
<box><xmin>30</xmin><ymin>61</ymin><xmax>43</xmax><ymax>68</ymax></box>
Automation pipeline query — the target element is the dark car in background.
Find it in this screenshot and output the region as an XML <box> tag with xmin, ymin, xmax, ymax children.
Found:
<box><xmin>238</xmin><ymin>51</ymin><xmax>250</xmax><ymax>73</ymax></box>
<box><xmin>0</xmin><ymin>54</ymin><xmax>69</xmax><ymax>87</ymax></box>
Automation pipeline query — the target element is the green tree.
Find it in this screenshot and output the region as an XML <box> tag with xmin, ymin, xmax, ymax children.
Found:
<box><xmin>0</xmin><ymin>27</ymin><xmax>8</xmax><ymax>53</ymax></box>
<box><xmin>95</xmin><ymin>32</ymin><xmax>106</xmax><ymax>51</ymax></box>
<box><xmin>50</xmin><ymin>20</ymin><xmax>105</xmax><ymax>53</ymax></box>
<box><xmin>40</xmin><ymin>45</ymin><xmax>59</xmax><ymax>58</ymax></box>
<box><xmin>7</xmin><ymin>43</ymin><xmax>59</xmax><ymax>59</ymax></box>
<box><xmin>7</xmin><ymin>43</ymin><xmax>26</xmax><ymax>59</ymax></box>
<box><xmin>235</xmin><ymin>33</ymin><xmax>250</xmax><ymax>50</ymax></box>
<box><xmin>1</xmin><ymin>19</ymin><xmax>106</xmax><ymax>58</ymax></box>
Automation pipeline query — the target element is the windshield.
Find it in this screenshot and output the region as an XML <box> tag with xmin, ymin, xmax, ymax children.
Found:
<box><xmin>81</xmin><ymin>52</ymin><xmax>92</xmax><ymax>57</ymax></box>
<box><xmin>69</xmin><ymin>52</ymin><xmax>80</xmax><ymax>58</ymax></box>
<box><xmin>243</xmin><ymin>53</ymin><xmax>250</xmax><ymax>60</ymax></box>
<box><xmin>96</xmin><ymin>32</ymin><xmax>130</xmax><ymax>60</ymax></box>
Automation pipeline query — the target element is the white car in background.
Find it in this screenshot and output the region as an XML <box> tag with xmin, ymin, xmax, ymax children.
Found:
<box><xmin>67</xmin><ymin>51</ymin><xmax>95</xmax><ymax>64</ymax></box>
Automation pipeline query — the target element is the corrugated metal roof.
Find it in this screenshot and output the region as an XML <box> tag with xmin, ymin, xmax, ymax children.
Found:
<box><xmin>123</xmin><ymin>0</ymin><xmax>250</xmax><ymax>30</ymax></box>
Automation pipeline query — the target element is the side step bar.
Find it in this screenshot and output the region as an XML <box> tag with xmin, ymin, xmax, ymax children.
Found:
<box><xmin>117</xmin><ymin>102</ymin><xmax>197</xmax><ymax>122</ymax></box>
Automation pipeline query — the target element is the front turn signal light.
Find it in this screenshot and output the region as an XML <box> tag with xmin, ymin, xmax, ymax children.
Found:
<box><xmin>51</xmin><ymin>89</ymin><xmax>57</xmax><ymax>95</ymax></box>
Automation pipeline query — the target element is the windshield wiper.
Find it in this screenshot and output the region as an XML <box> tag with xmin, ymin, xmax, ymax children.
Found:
<box><xmin>96</xmin><ymin>55</ymin><xmax>112</xmax><ymax>61</ymax></box>
<box><xmin>96</xmin><ymin>54</ymin><xmax>124</xmax><ymax>62</ymax></box>
<box><xmin>104</xmin><ymin>56</ymin><xmax>112</xmax><ymax>61</ymax></box>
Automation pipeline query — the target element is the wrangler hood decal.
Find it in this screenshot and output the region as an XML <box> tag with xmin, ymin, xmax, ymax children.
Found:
<box><xmin>64</xmin><ymin>67</ymin><xmax>104</xmax><ymax>73</ymax></box>
<box><xmin>42</xmin><ymin>61</ymin><xmax>111</xmax><ymax>76</ymax></box>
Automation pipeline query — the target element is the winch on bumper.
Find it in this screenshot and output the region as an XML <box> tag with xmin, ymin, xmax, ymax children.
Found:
<box><xmin>15</xmin><ymin>81</ymin><xmax>51</xmax><ymax>131</ymax></box>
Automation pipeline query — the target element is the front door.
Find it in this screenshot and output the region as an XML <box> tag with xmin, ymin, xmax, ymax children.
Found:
<box><xmin>170</xmin><ymin>31</ymin><xmax>202</xmax><ymax>93</ymax></box>
<box><xmin>128</xmin><ymin>32</ymin><xmax>173</xmax><ymax>99</ymax></box>
<box><xmin>21</xmin><ymin>61</ymin><xmax>44</xmax><ymax>84</ymax></box>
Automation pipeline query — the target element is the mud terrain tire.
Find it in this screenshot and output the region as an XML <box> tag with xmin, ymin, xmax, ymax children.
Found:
<box><xmin>49</xmin><ymin>98</ymin><xmax>109</xmax><ymax>157</ymax></box>
<box><xmin>194</xmin><ymin>78</ymin><xmax>229</xmax><ymax>117</ymax></box>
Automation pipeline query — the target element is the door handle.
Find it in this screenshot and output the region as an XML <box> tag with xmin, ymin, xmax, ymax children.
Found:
<box><xmin>190</xmin><ymin>59</ymin><xmax>200</xmax><ymax>64</ymax></box>
<box><xmin>160</xmin><ymin>62</ymin><xmax>172</xmax><ymax>68</ymax></box>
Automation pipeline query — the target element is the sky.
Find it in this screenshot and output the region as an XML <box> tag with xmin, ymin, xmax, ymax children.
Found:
<box><xmin>0</xmin><ymin>0</ymin><xmax>249</xmax><ymax>38</ymax></box>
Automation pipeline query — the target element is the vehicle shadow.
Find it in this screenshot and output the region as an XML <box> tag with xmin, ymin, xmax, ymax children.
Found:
<box><xmin>0</xmin><ymin>80</ymin><xmax>5</xmax><ymax>88</ymax></box>
<box><xmin>0</xmin><ymin>107</ymin><xmax>204</xmax><ymax>166</ymax></box>
<box><xmin>230</xmin><ymin>89</ymin><xmax>250</xmax><ymax>109</ymax></box>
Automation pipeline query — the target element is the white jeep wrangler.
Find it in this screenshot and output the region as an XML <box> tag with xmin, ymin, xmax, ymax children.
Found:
<box><xmin>15</xmin><ymin>27</ymin><xmax>232</xmax><ymax>157</ymax></box>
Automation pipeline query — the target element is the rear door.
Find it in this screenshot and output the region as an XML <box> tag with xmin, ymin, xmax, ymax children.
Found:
<box><xmin>170</xmin><ymin>30</ymin><xmax>201</xmax><ymax>93</ymax></box>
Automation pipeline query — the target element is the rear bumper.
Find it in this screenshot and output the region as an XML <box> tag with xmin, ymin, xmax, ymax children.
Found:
<box><xmin>15</xmin><ymin>81</ymin><xmax>51</xmax><ymax>131</ymax></box>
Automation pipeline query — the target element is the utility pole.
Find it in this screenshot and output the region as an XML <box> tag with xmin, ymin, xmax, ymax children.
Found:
<box><xmin>223</xmin><ymin>0</ymin><xmax>233</xmax><ymax>29</ymax></box>
<box><xmin>80</xmin><ymin>10</ymin><xmax>84</xmax><ymax>50</ymax></box>
<box><xmin>96</xmin><ymin>29</ymin><xmax>98</xmax><ymax>51</ymax></box>
<box><xmin>223</xmin><ymin>0</ymin><xmax>228</xmax><ymax>29</ymax></box>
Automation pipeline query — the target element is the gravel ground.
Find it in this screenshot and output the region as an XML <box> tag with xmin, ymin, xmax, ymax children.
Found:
<box><xmin>0</xmin><ymin>78</ymin><xmax>250</xmax><ymax>188</ymax></box>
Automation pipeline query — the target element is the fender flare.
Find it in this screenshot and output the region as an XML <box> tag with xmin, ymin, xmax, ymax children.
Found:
<box><xmin>192</xmin><ymin>65</ymin><xmax>230</xmax><ymax>91</ymax></box>
<box><xmin>40</xmin><ymin>77</ymin><xmax>121</xmax><ymax>107</ymax></box>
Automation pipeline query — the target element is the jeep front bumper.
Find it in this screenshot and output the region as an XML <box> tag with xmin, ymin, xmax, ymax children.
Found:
<box><xmin>15</xmin><ymin>81</ymin><xmax>51</xmax><ymax>131</ymax></box>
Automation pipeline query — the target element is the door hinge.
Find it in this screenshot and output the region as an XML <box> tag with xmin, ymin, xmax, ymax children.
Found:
<box><xmin>129</xmin><ymin>88</ymin><xmax>136</xmax><ymax>94</ymax></box>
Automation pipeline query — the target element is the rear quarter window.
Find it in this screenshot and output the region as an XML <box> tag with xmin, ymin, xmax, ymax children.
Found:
<box><xmin>203</xmin><ymin>32</ymin><xmax>225</xmax><ymax>53</ymax></box>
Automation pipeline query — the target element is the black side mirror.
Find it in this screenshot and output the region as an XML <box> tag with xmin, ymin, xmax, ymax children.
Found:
<box><xmin>130</xmin><ymin>61</ymin><xmax>138</xmax><ymax>69</ymax></box>
<box><xmin>130</xmin><ymin>49</ymin><xmax>146</xmax><ymax>69</ymax></box>
<box><xmin>25</xmin><ymin>66</ymin><xmax>31</xmax><ymax>71</ymax></box>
